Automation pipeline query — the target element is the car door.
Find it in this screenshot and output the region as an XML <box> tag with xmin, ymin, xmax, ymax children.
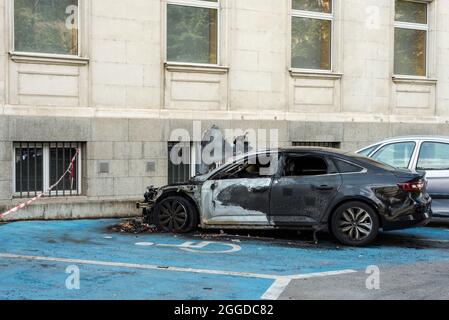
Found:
<box><xmin>415</xmin><ymin>141</ymin><xmax>449</xmax><ymax>217</ymax></box>
<box><xmin>200</xmin><ymin>154</ymin><xmax>277</xmax><ymax>225</ymax></box>
<box><xmin>270</xmin><ymin>153</ymin><xmax>342</xmax><ymax>225</ymax></box>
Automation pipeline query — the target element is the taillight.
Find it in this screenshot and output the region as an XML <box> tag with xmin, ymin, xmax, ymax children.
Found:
<box><xmin>397</xmin><ymin>180</ymin><xmax>425</xmax><ymax>192</ymax></box>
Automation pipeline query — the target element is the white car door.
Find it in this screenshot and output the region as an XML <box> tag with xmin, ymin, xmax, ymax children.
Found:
<box><xmin>414</xmin><ymin>141</ymin><xmax>449</xmax><ymax>217</ymax></box>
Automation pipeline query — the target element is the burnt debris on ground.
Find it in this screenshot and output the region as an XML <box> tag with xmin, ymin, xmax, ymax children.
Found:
<box><xmin>107</xmin><ymin>219</ymin><xmax>449</xmax><ymax>249</ymax></box>
<box><xmin>192</xmin><ymin>229</ymin><xmax>330</xmax><ymax>249</ymax></box>
<box><xmin>108</xmin><ymin>218</ymin><xmax>157</xmax><ymax>234</ymax></box>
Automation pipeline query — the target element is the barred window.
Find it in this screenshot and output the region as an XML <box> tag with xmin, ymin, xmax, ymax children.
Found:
<box><xmin>293</xmin><ymin>141</ymin><xmax>341</xmax><ymax>149</ymax></box>
<box><xmin>167</xmin><ymin>140</ymin><xmax>237</xmax><ymax>184</ymax></box>
<box><xmin>394</xmin><ymin>0</ymin><xmax>428</xmax><ymax>77</ymax></box>
<box><xmin>291</xmin><ymin>0</ymin><xmax>333</xmax><ymax>70</ymax></box>
<box><xmin>14</xmin><ymin>0</ymin><xmax>79</xmax><ymax>56</ymax></box>
<box><xmin>167</xmin><ymin>142</ymin><xmax>193</xmax><ymax>184</ymax></box>
<box><xmin>14</xmin><ymin>142</ymin><xmax>82</xmax><ymax>197</ymax></box>
<box><xmin>166</xmin><ymin>0</ymin><xmax>219</xmax><ymax>64</ymax></box>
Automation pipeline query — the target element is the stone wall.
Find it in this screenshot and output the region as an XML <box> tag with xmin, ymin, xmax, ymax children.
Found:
<box><xmin>1</xmin><ymin>0</ymin><xmax>449</xmax><ymax>220</ymax></box>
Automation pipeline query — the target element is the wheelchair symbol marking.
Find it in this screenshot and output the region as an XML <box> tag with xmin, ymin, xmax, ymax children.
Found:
<box><xmin>135</xmin><ymin>241</ymin><xmax>241</xmax><ymax>254</ymax></box>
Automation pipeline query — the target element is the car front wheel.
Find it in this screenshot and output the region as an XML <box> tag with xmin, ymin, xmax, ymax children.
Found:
<box><xmin>154</xmin><ymin>196</ymin><xmax>198</xmax><ymax>233</ymax></box>
<box><xmin>331</xmin><ymin>201</ymin><xmax>379</xmax><ymax>246</ymax></box>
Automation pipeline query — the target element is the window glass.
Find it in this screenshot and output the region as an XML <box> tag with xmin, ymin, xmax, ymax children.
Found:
<box><xmin>395</xmin><ymin>0</ymin><xmax>427</xmax><ymax>24</ymax></box>
<box><xmin>14</xmin><ymin>0</ymin><xmax>79</xmax><ymax>55</ymax></box>
<box><xmin>417</xmin><ymin>142</ymin><xmax>449</xmax><ymax>170</ymax></box>
<box><xmin>394</xmin><ymin>0</ymin><xmax>427</xmax><ymax>77</ymax></box>
<box><xmin>15</xmin><ymin>147</ymin><xmax>43</xmax><ymax>193</ymax></box>
<box><xmin>168</xmin><ymin>142</ymin><xmax>192</xmax><ymax>184</ymax></box>
<box><xmin>357</xmin><ymin>144</ymin><xmax>380</xmax><ymax>157</ymax></box>
<box><xmin>394</xmin><ymin>28</ymin><xmax>426</xmax><ymax>76</ymax></box>
<box><xmin>292</xmin><ymin>0</ymin><xmax>332</xmax><ymax>13</ymax></box>
<box><xmin>167</xmin><ymin>4</ymin><xmax>218</xmax><ymax>64</ymax></box>
<box><xmin>334</xmin><ymin>159</ymin><xmax>363</xmax><ymax>173</ymax></box>
<box><xmin>292</xmin><ymin>17</ymin><xmax>331</xmax><ymax>70</ymax></box>
<box><xmin>283</xmin><ymin>156</ymin><xmax>328</xmax><ymax>177</ymax></box>
<box><xmin>372</xmin><ymin>142</ymin><xmax>416</xmax><ymax>169</ymax></box>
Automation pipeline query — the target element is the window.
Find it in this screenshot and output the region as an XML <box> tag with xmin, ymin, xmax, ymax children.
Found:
<box><xmin>394</xmin><ymin>0</ymin><xmax>428</xmax><ymax>76</ymax></box>
<box><xmin>291</xmin><ymin>0</ymin><xmax>333</xmax><ymax>70</ymax></box>
<box><xmin>13</xmin><ymin>0</ymin><xmax>79</xmax><ymax>56</ymax></box>
<box><xmin>167</xmin><ymin>142</ymin><xmax>194</xmax><ymax>184</ymax></box>
<box><xmin>14</xmin><ymin>142</ymin><xmax>82</xmax><ymax>197</ymax></box>
<box><xmin>166</xmin><ymin>0</ymin><xmax>219</xmax><ymax>65</ymax></box>
<box><xmin>357</xmin><ymin>144</ymin><xmax>381</xmax><ymax>157</ymax></box>
<box><xmin>333</xmin><ymin>159</ymin><xmax>364</xmax><ymax>173</ymax></box>
<box><xmin>293</xmin><ymin>141</ymin><xmax>340</xmax><ymax>148</ymax></box>
<box><xmin>283</xmin><ymin>155</ymin><xmax>329</xmax><ymax>177</ymax></box>
<box><xmin>371</xmin><ymin>142</ymin><xmax>416</xmax><ymax>169</ymax></box>
<box><xmin>213</xmin><ymin>154</ymin><xmax>277</xmax><ymax>180</ymax></box>
<box><xmin>417</xmin><ymin>142</ymin><xmax>449</xmax><ymax>170</ymax></box>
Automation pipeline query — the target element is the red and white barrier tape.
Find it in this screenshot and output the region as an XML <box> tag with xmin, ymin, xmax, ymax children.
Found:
<box><xmin>0</xmin><ymin>148</ymin><xmax>80</xmax><ymax>219</ymax></box>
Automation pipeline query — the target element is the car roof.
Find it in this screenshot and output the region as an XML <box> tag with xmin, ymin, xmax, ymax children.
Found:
<box><xmin>357</xmin><ymin>136</ymin><xmax>449</xmax><ymax>152</ymax></box>
<box><xmin>370</xmin><ymin>135</ymin><xmax>449</xmax><ymax>143</ymax></box>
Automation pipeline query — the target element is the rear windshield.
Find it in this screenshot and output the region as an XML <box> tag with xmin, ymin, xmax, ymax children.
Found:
<box><xmin>357</xmin><ymin>144</ymin><xmax>380</xmax><ymax>156</ymax></box>
<box><xmin>350</xmin><ymin>154</ymin><xmax>397</xmax><ymax>171</ymax></box>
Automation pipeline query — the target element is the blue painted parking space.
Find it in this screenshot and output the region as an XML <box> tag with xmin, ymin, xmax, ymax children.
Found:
<box><xmin>0</xmin><ymin>219</ymin><xmax>448</xmax><ymax>300</ymax></box>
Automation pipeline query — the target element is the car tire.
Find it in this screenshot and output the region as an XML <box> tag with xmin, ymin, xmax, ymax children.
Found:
<box><xmin>331</xmin><ymin>201</ymin><xmax>379</xmax><ymax>246</ymax></box>
<box><xmin>154</xmin><ymin>196</ymin><xmax>198</xmax><ymax>233</ymax></box>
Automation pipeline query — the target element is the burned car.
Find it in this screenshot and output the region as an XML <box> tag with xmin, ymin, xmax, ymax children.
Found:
<box><xmin>137</xmin><ymin>148</ymin><xmax>432</xmax><ymax>246</ymax></box>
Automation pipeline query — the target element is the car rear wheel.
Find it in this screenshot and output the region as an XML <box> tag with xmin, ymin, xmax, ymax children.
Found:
<box><xmin>154</xmin><ymin>196</ymin><xmax>198</xmax><ymax>233</ymax></box>
<box><xmin>331</xmin><ymin>201</ymin><xmax>379</xmax><ymax>246</ymax></box>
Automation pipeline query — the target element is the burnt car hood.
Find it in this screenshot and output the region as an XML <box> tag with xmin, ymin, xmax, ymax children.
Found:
<box><xmin>155</xmin><ymin>177</ymin><xmax>204</xmax><ymax>193</ymax></box>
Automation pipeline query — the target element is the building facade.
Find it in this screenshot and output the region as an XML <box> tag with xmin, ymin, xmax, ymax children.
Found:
<box><xmin>1</xmin><ymin>0</ymin><xmax>449</xmax><ymax>220</ymax></box>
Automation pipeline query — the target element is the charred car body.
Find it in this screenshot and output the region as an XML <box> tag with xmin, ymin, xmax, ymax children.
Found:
<box><xmin>137</xmin><ymin>148</ymin><xmax>432</xmax><ymax>246</ymax></box>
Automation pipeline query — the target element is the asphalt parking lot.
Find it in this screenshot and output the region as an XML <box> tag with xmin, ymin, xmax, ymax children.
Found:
<box><xmin>0</xmin><ymin>219</ymin><xmax>448</xmax><ymax>300</ymax></box>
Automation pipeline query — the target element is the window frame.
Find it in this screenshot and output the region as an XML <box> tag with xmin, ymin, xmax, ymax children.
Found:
<box><xmin>416</xmin><ymin>141</ymin><xmax>449</xmax><ymax>171</ymax></box>
<box><xmin>12</xmin><ymin>142</ymin><xmax>82</xmax><ymax>197</ymax></box>
<box><xmin>281</xmin><ymin>153</ymin><xmax>336</xmax><ymax>178</ymax></box>
<box><xmin>212</xmin><ymin>155</ymin><xmax>277</xmax><ymax>180</ymax></box>
<box><xmin>10</xmin><ymin>0</ymin><xmax>82</xmax><ymax>59</ymax></box>
<box><xmin>393</xmin><ymin>0</ymin><xmax>430</xmax><ymax>78</ymax></box>
<box><xmin>291</xmin><ymin>0</ymin><xmax>334</xmax><ymax>72</ymax></box>
<box><xmin>165</xmin><ymin>0</ymin><xmax>221</xmax><ymax>67</ymax></box>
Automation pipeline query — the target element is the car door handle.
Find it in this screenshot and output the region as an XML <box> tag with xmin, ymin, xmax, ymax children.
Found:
<box><xmin>313</xmin><ymin>185</ymin><xmax>335</xmax><ymax>191</ymax></box>
<box><xmin>248</xmin><ymin>186</ymin><xmax>269</xmax><ymax>193</ymax></box>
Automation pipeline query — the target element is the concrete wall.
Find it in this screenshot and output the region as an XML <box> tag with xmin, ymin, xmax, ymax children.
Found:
<box><xmin>1</xmin><ymin>0</ymin><xmax>449</xmax><ymax>220</ymax></box>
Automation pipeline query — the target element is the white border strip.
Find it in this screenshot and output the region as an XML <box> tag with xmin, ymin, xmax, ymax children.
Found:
<box><xmin>0</xmin><ymin>252</ymin><xmax>357</xmax><ymax>300</ymax></box>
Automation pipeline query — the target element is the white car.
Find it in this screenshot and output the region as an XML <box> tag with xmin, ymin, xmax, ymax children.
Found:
<box><xmin>357</xmin><ymin>136</ymin><xmax>449</xmax><ymax>219</ymax></box>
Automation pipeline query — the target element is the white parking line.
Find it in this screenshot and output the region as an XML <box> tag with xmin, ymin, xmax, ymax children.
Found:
<box><xmin>261</xmin><ymin>277</ymin><xmax>291</xmax><ymax>300</ymax></box>
<box><xmin>261</xmin><ymin>270</ymin><xmax>358</xmax><ymax>300</ymax></box>
<box><xmin>0</xmin><ymin>252</ymin><xmax>356</xmax><ymax>300</ymax></box>
<box><xmin>289</xmin><ymin>269</ymin><xmax>359</xmax><ymax>280</ymax></box>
